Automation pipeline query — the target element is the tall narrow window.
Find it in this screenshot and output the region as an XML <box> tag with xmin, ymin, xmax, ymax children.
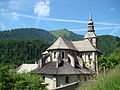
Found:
<box><xmin>42</xmin><ymin>76</ymin><xmax>45</xmax><ymax>82</ymax></box>
<box><xmin>62</xmin><ymin>51</ymin><xmax>65</xmax><ymax>59</ymax></box>
<box><xmin>88</xmin><ymin>54</ymin><xmax>90</xmax><ymax>59</ymax></box>
<box><xmin>80</xmin><ymin>54</ymin><xmax>82</xmax><ymax>58</ymax></box>
<box><xmin>65</xmin><ymin>76</ymin><xmax>69</xmax><ymax>83</ymax></box>
<box><xmin>54</xmin><ymin>52</ymin><xmax>56</xmax><ymax>59</ymax></box>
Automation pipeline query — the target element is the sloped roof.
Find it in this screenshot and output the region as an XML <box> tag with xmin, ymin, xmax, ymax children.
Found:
<box><xmin>47</xmin><ymin>37</ymin><xmax>77</xmax><ymax>51</ymax></box>
<box><xmin>84</xmin><ymin>32</ymin><xmax>96</xmax><ymax>38</ymax></box>
<box><xmin>16</xmin><ymin>64</ymin><xmax>38</xmax><ymax>73</ymax></box>
<box><xmin>32</xmin><ymin>62</ymin><xmax>95</xmax><ymax>75</ymax></box>
<box><xmin>42</xmin><ymin>51</ymin><xmax>48</xmax><ymax>55</ymax></box>
<box><xmin>72</xmin><ymin>39</ymin><xmax>100</xmax><ymax>52</ymax></box>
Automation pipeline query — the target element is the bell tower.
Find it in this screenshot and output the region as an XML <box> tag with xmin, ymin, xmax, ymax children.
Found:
<box><xmin>84</xmin><ymin>11</ymin><xmax>97</xmax><ymax>47</ymax></box>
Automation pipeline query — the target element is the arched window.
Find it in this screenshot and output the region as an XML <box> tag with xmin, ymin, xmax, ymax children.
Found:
<box><xmin>62</xmin><ymin>51</ymin><xmax>65</xmax><ymax>59</ymax></box>
<box><xmin>80</xmin><ymin>54</ymin><xmax>82</xmax><ymax>58</ymax></box>
<box><xmin>84</xmin><ymin>76</ymin><xmax>87</xmax><ymax>81</ymax></box>
<box><xmin>54</xmin><ymin>52</ymin><xmax>56</xmax><ymax>59</ymax></box>
<box><xmin>88</xmin><ymin>54</ymin><xmax>90</xmax><ymax>59</ymax></box>
<box><xmin>68</xmin><ymin>57</ymin><xmax>71</xmax><ymax>63</ymax></box>
<box><xmin>65</xmin><ymin>76</ymin><xmax>69</xmax><ymax>83</ymax></box>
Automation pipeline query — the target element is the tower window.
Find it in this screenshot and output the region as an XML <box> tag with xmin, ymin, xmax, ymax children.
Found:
<box><xmin>62</xmin><ymin>51</ymin><xmax>65</xmax><ymax>59</ymax></box>
<box><xmin>54</xmin><ymin>52</ymin><xmax>56</xmax><ymax>59</ymax></box>
<box><xmin>65</xmin><ymin>76</ymin><xmax>69</xmax><ymax>83</ymax></box>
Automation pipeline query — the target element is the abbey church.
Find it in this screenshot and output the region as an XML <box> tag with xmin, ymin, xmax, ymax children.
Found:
<box><xmin>16</xmin><ymin>13</ymin><xmax>101</xmax><ymax>89</ymax></box>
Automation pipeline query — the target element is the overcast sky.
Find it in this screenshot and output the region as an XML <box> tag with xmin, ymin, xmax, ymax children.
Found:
<box><xmin>0</xmin><ymin>0</ymin><xmax>120</xmax><ymax>36</ymax></box>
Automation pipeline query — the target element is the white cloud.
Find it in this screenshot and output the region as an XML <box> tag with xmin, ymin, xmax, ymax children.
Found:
<box><xmin>110</xmin><ymin>8</ymin><xmax>114</xmax><ymax>11</ymax></box>
<box><xmin>0</xmin><ymin>23</ymin><xmax>5</xmax><ymax>29</ymax></box>
<box><xmin>109</xmin><ymin>26</ymin><xmax>120</xmax><ymax>35</ymax></box>
<box><xmin>34</xmin><ymin>0</ymin><xmax>50</xmax><ymax>17</ymax></box>
<box><xmin>0</xmin><ymin>9</ymin><xmax>5</xmax><ymax>12</ymax></box>
<box><xmin>69</xmin><ymin>27</ymin><xmax>120</xmax><ymax>32</ymax></box>
<box><xmin>8</xmin><ymin>0</ymin><xmax>20</xmax><ymax>10</ymax></box>
<box><xmin>7</xmin><ymin>12</ymin><xmax>120</xmax><ymax>26</ymax></box>
<box><xmin>10</xmin><ymin>12</ymin><xmax>19</xmax><ymax>21</ymax></box>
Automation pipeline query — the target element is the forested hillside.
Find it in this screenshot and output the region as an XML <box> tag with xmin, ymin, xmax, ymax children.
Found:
<box><xmin>0</xmin><ymin>28</ymin><xmax>55</xmax><ymax>42</ymax></box>
<box><xmin>49</xmin><ymin>29</ymin><xmax>84</xmax><ymax>41</ymax></box>
<box><xmin>0</xmin><ymin>28</ymin><xmax>120</xmax><ymax>65</ymax></box>
<box><xmin>97</xmin><ymin>35</ymin><xmax>120</xmax><ymax>56</ymax></box>
<box><xmin>0</xmin><ymin>40</ymin><xmax>50</xmax><ymax>65</ymax></box>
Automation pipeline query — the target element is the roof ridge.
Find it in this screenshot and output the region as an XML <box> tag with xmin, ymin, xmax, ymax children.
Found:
<box><xmin>62</xmin><ymin>37</ymin><xmax>77</xmax><ymax>51</ymax></box>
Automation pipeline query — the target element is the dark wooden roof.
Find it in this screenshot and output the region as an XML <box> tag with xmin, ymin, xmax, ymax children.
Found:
<box><xmin>32</xmin><ymin>62</ymin><xmax>95</xmax><ymax>75</ymax></box>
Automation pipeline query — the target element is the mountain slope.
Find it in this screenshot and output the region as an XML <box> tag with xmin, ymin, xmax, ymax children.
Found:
<box><xmin>49</xmin><ymin>29</ymin><xmax>84</xmax><ymax>41</ymax></box>
<box><xmin>0</xmin><ymin>28</ymin><xmax>120</xmax><ymax>56</ymax></box>
<box><xmin>0</xmin><ymin>28</ymin><xmax>55</xmax><ymax>42</ymax></box>
<box><xmin>97</xmin><ymin>35</ymin><xmax>120</xmax><ymax>56</ymax></box>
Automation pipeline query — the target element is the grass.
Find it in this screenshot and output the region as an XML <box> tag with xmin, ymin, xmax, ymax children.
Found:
<box><xmin>49</xmin><ymin>29</ymin><xmax>70</xmax><ymax>38</ymax></box>
<box><xmin>77</xmin><ymin>64</ymin><xmax>120</xmax><ymax>90</ymax></box>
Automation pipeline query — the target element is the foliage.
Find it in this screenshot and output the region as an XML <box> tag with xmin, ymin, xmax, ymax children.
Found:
<box><xmin>98</xmin><ymin>47</ymin><xmax>120</xmax><ymax>71</ymax></box>
<box><xmin>97</xmin><ymin>35</ymin><xmax>120</xmax><ymax>56</ymax></box>
<box><xmin>0</xmin><ymin>65</ymin><xmax>47</xmax><ymax>90</ymax></box>
<box><xmin>0</xmin><ymin>40</ymin><xmax>50</xmax><ymax>65</ymax></box>
<box><xmin>77</xmin><ymin>64</ymin><xmax>120</xmax><ymax>90</ymax></box>
<box><xmin>49</xmin><ymin>29</ymin><xmax>84</xmax><ymax>41</ymax></box>
<box><xmin>0</xmin><ymin>28</ymin><xmax>55</xmax><ymax>42</ymax></box>
<box><xmin>1</xmin><ymin>28</ymin><xmax>120</xmax><ymax>56</ymax></box>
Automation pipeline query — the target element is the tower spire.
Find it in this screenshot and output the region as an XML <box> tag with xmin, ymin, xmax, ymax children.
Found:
<box><xmin>89</xmin><ymin>8</ymin><xmax>92</xmax><ymax>21</ymax></box>
<box><xmin>88</xmin><ymin>6</ymin><xmax>94</xmax><ymax>32</ymax></box>
<box><xmin>89</xmin><ymin>4</ymin><xmax>92</xmax><ymax>21</ymax></box>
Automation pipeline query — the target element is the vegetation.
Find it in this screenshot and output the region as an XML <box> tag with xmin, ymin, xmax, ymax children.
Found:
<box><xmin>49</xmin><ymin>29</ymin><xmax>84</xmax><ymax>41</ymax></box>
<box><xmin>0</xmin><ymin>28</ymin><xmax>120</xmax><ymax>66</ymax></box>
<box><xmin>0</xmin><ymin>40</ymin><xmax>50</xmax><ymax>65</ymax></box>
<box><xmin>0</xmin><ymin>28</ymin><xmax>55</xmax><ymax>42</ymax></box>
<box><xmin>0</xmin><ymin>65</ymin><xmax>47</xmax><ymax>90</ymax></box>
<box><xmin>97</xmin><ymin>35</ymin><xmax>120</xmax><ymax>56</ymax></box>
<box><xmin>0</xmin><ymin>28</ymin><xmax>120</xmax><ymax>56</ymax></box>
<box><xmin>98</xmin><ymin>46</ymin><xmax>120</xmax><ymax>71</ymax></box>
<box><xmin>0</xmin><ymin>28</ymin><xmax>120</xmax><ymax>89</ymax></box>
<box><xmin>77</xmin><ymin>64</ymin><xmax>120</xmax><ymax>90</ymax></box>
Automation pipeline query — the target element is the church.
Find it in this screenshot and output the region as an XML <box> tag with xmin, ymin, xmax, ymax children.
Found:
<box><xmin>16</xmin><ymin>13</ymin><xmax>101</xmax><ymax>89</ymax></box>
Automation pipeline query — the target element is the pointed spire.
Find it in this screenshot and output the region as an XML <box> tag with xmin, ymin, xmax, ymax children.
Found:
<box><xmin>89</xmin><ymin>9</ymin><xmax>92</xmax><ymax>21</ymax></box>
<box><xmin>89</xmin><ymin>4</ymin><xmax>92</xmax><ymax>20</ymax></box>
<box><xmin>88</xmin><ymin>7</ymin><xmax>94</xmax><ymax>32</ymax></box>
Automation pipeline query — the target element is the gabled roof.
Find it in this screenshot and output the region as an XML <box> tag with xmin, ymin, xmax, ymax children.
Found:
<box><xmin>16</xmin><ymin>64</ymin><xmax>38</xmax><ymax>73</ymax></box>
<box><xmin>72</xmin><ymin>39</ymin><xmax>100</xmax><ymax>52</ymax></box>
<box><xmin>47</xmin><ymin>37</ymin><xmax>77</xmax><ymax>51</ymax></box>
<box><xmin>84</xmin><ymin>32</ymin><xmax>96</xmax><ymax>38</ymax></box>
<box><xmin>32</xmin><ymin>62</ymin><xmax>95</xmax><ymax>75</ymax></box>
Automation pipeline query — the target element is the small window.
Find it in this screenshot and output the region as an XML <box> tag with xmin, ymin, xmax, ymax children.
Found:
<box><xmin>80</xmin><ymin>55</ymin><xmax>82</xmax><ymax>58</ymax></box>
<box><xmin>68</xmin><ymin>57</ymin><xmax>71</xmax><ymax>63</ymax></box>
<box><xmin>54</xmin><ymin>52</ymin><xmax>56</xmax><ymax>59</ymax></box>
<box><xmin>42</xmin><ymin>76</ymin><xmax>45</xmax><ymax>81</ymax></box>
<box><xmin>65</xmin><ymin>77</ymin><xmax>69</xmax><ymax>83</ymax></box>
<box><xmin>84</xmin><ymin>76</ymin><xmax>87</xmax><ymax>81</ymax></box>
<box><xmin>62</xmin><ymin>51</ymin><xmax>65</xmax><ymax>59</ymax></box>
<box><xmin>88</xmin><ymin>54</ymin><xmax>90</xmax><ymax>59</ymax></box>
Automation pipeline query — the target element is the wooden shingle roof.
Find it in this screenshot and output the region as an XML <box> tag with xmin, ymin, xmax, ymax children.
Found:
<box><xmin>84</xmin><ymin>32</ymin><xmax>96</xmax><ymax>38</ymax></box>
<box><xmin>32</xmin><ymin>62</ymin><xmax>95</xmax><ymax>75</ymax></box>
<box><xmin>47</xmin><ymin>37</ymin><xmax>100</xmax><ymax>52</ymax></box>
<box><xmin>72</xmin><ymin>39</ymin><xmax>100</xmax><ymax>52</ymax></box>
<box><xmin>47</xmin><ymin>37</ymin><xmax>77</xmax><ymax>51</ymax></box>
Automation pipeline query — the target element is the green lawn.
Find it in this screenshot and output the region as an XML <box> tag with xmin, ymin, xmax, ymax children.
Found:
<box><xmin>77</xmin><ymin>64</ymin><xmax>120</xmax><ymax>90</ymax></box>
